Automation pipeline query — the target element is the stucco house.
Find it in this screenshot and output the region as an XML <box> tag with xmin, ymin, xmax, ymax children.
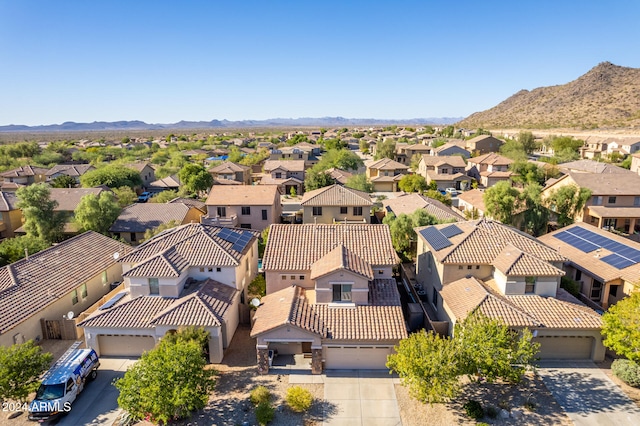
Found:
<box><xmin>259</xmin><ymin>160</ymin><xmax>305</xmax><ymax>195</ymax></box>
<box><xmin>148</xmin><ymin>175</ymin><xmax>181</xmax><ymax>194</ymax></box>
<box><xmin>415</xmin><ymin>219</ymin><xmax>604</xmax><ymax>361</ymax></box>
<box><xmin>381</xmin><ymin>193</ymin><xmax>464</xmax><ymax>222</ymax></box>
<box><xmin>46</xmin><ymin>164</ymin><xmax>95</xmax><ymax>184</ymax></box>
<box><xmin>466</xmin><ymin>152</ymin><xmax>515</xmax><ymax>187</ymax></box>
<box><xmin>300</xmin><ymin>184</ymin><xmax>373</xmax><ymax>224</ymax></box>
<box><xmin>251</xmin><ymin>224</ymin><xmax>406</xmax><ymax>373</ymax></box>
<box><xmin>124</xmin><ymin>162</ymin><xmax>156</xmax><ymax>189</ymax></box>
<box><xmin>465</xmin><ymin>135</ymin><xmax>504</xmax><ymax>155</ymax></box>
<box><xmin>417</xmin><ymin>155</ymin><xmax>471</xmax><ymax>191</ymax></box>
<box><xmin>202</xmin><ymin>185</ymin><xmax>282</xmax><ymax>231</ymax></box>
<box><xmin>538</xmin><ymin>222</ymin><xmax>640</xmax><ymax>309</ymax></box>
<box><xmin>432</xmin><ymin>142</ymin><xmax>470</xmax><ymax>158</ymax></box>
<box><xmin>365</xmin><ymin>158</ymin><xmax>409</xmax><ymax>192</ymax></box>
<box><xmin>395</xmin><ymin>143</ymin><xmax>433</xmax><ymax>166</ymax></box>
<box><xmin>209</xmin><ymin>161</ymin><xmax>251</xmax><ymax>185</ymax></box>
<box><xmin>0</xmin><ymin>191</ymin><xmax>22</xmax><ymax>238</ymax></box>
<box><xmin>78</xmin><ymin>223</ymin><xmax>259</xmax><ymax>362</ymax></box>
<box><xmin>0</xmin><ymin>231</ymin><xmax>130</xmax><ymax>347</ymax></box>
<box><xmin>0</xmin><ymin>165</ymin><xmax>48</xmax><ymax>191</ymax></box>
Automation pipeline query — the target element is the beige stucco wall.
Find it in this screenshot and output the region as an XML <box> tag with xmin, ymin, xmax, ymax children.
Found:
<box><xmin>0</xmin><ymin>209</ymin><xmax>23</xmax><ymax>238</ymax></box>
<box><xmin>314</xmin><ymin>269</ymin><xmax>369</xmax><ymax>304</ymax></box>
<box><xmin>302</xmin><ymin>205</ymin><xmax>371</xmax><ymax>224</ymax></box>
<box><xmin>493</xmin><ymin>270</ymin><xmax>559</xmax><ymax>296</ymax></box>
<box><xmin>207</xmin><ymin>203</ymin><xmax>281</xmax><ymax>231</ymax></box>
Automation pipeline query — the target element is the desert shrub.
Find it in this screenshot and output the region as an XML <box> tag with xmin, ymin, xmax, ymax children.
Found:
<box><xmin>485</xmin><ymin>405</ymin><xmax>498</xmax><ymax>419</ymax></box>
<box><xmin>286</xmin><ymin>386</ymin><xmax>313</xmax><ymax>412</ymax></box>
<box><xmin>524</xmin><ymin>394</ymin><xmax>537</xmax><ymax>411</ymax></box>
<box><xmin>477</xmin><ymin>423</ymin><xmax>490</xmax><ymax>426</ymax></box>
<box><xmin>250</xmin><ymin>385</ymin><xmax>271</xmax><ymax>405</ymax></box>
<box><xmin>612</xmin><ymin>359</ymin><xmax>640</xmax><ymax>387</ymax></box>
<box><xmin>255</xmin><ymin>401</ymin><xmax>274</xmax><ymax>425</ymax></box>
<box><xmin>463</xmin><ymin>400</ymin><xmax>484</xmax><ymax>420</ymax></box>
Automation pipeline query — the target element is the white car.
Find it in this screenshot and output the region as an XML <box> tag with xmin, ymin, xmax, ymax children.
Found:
<box><xmin>445</xmin><ymin>188</ymin><xmax>459</xmax><ymax>196</ymax></box>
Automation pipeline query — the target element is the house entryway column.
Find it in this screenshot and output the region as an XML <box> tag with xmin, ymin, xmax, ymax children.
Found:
<box><xmin>311</xmin><ymin>346</ymin><xmax>322</xmax><ymax>375</ymax></box>
<box><xmin>257</xmin><ymin>345</ymin><xmax>269</xmax><ymax>374</ymax></box>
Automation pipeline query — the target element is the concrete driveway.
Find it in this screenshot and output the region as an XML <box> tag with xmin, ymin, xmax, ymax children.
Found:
<box><xmin>537</xmin><ymin>360</ymin><xmax>640</xmax><ymax>426</ymax></box>
<box><xmin>55</xmin><ymin>357</ymin><xmax>137</xmax><ymax>426</ymax></box>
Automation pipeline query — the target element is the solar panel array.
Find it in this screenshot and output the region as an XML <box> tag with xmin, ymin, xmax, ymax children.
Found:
<box><xmin>217</xmin><ymin>228</ymin><xmax>253</xmax><ymax>253</ymax></box>
<box><xmin>441</xmin><ymin>224</ymin><xmax>463</xmax><ymax>238</ymax></box>
<box><xmin>419</xmin><ymin>227</ymin><xmax>453</xmax><ymax>251</ymax></box>
<box><xmin>553</xmin><ymin>227</ymin><xmax>640</xmax><ymax>269</ymax></box>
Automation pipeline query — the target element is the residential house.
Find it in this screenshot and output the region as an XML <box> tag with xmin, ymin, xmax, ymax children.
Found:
<box><xmin>415</xmin><ymin>219</ymin><xmax>604</xmax><ymax>360</ymax></box>
<box><xmin>251</xmin><ymin>224</ymin><xmax>406</xmax><ymax>373</ymax></box>
<box><xmin>632</xmin><ymin>153</ymin><xmax>640</xmax><ymax>176</ymax></box>
<box><xmin>300</xmin><ymin>184</ymin><xmax>373</xmax><ymax>224</ymax></box>
<box><xmin>381</xmin><ymin>193</ymin><xmax>464</xmax><ymax>222</ymax></box>
<box><xmin>432</xmin><ymin>142</ymin><xmax>470</xmax><ymax>158</ymax></box>
<box><xmin>260</xmin><ymin>160</ymin><xmax>305</xmax><ymax>195</ymax></box>
<box><xmin>466</xmin><ymin>152</ymin><xmax>515</xmax><ymax>187</ymax></box>
<box><xmin>0</xmin><ymin>231</ymin><xmax>130</xmax><ymax>347</ymax></box>
<box><xmin>0</xmin><ymin>191</ymin><xmax>21</xmax><ymax>238</ymax></box>
<box><xmin>125</xmin><ymin>162</ymin><xmax>156</xmax><ymax>188</ymax></box>
<box><xmin>465</xmin><ymin>135</ymin><xmax>504</xmax><ymax>155</ymax></box>
<box><xmin>209</xmin><ymin>161</ymin><xmax>251</xmax><ymax>185</ymax></box>
<box><xmin>269</xmin><ymin>145</ymin><xmax>319</xmax><ymax>167</ymax></box>
<box><xmin>109</xmin><ymin>202</ymin><xmax>204</xmax><ymax>244</ymax></box>
<box><xmin>149</xmin><ymin>175</ymin><xmax>181</xmax><ymax>194</ymax></box>
<box><xmin>365</xmin><ymin>158</ymin><xmax>409</xmax><ymax>192</ymax></box>
<box><xmin>456</xmin><ymin>189</ymin><xmax>487</xmax><ymax>218</ymax></box>
<box><xmin>78</xmin><ymin>223</ymin><xmax>259</xmax><ymax>362</ymax></box>
<box><xmin>558</xmin><ymin>160</ymin><xmax>629</xmax><ymax>175</ymax></box>
<box><xmin>417</xmin><ymin>155</ymin><xmax>470</xmax><ymax>191</ymax></box>
<box><xmin>168</xmin><ymin>197</ymin><xmax>207</xmax><ymax>213</ymax></box>
<box><xmin>538</xmin><ymin>222</ymin><xmax>640</xmax><ymax>309</ymax></box>
<box><xmin>395</xmin><ymin>143</ymin><xmax>433</xmax><ymax>166</ymax></box>
<box><xmin>0</xmin><ymin>166</ymin><xmax>48</xmax><ymax>191</ymax></box>
<box><xmin>202</xmin><ymin>185</ymin><xmax>282</xmax><ymax>231</ymax></box>
<box><xmin>541</xmin><ymin>171</ymin><xmax>640</xmax><ymax>234</ymax></box>
<box><xmin>323</xmin><ymin>168</ymin><xmax>353</xmax><ymax>185</ymax></box>
<box><xmin>46</xmin><ymin>164</ymin><xmax>95</xmax><ymax>184</ymax></box>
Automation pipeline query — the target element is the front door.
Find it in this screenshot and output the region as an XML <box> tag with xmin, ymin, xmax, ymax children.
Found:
<box><xmin>302</xmin><ymin>342</ymin><xmax>312</xmax><ymax>354</ymax></box>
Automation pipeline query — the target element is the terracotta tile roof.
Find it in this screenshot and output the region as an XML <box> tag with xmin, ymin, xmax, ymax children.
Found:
<box><xmin>538</xmin><ymin>222</ymin><xmax>640</xmax><ymax>283</ymax></box>
<box><xmin>434</xmin><ymin>143</ymin><xmax>469</xmax><ymax>154</ymax></box>
<box><xmin>46</xmin><ymin>164</ymin><xmax>94</xmax><ymax>177</ymax></box>
<box><xmin>457</xmin><ymin>189</ymin><xmax>486</xmax><ymax>212</ymax></box>
<box><xmin>0</xmin><ymin>191</ymin><xmax>19</xmax><ymax>211</ymax></box>
<box><xmin>479</xmin><ymin>170</ymin><xmax>515</xmax><ymax>178</ymax></box>
<box><xmin>370</xmin><ymin>174</ymin><xmax>404</xmax><ymax>183</ymax></box>
<box><xmin>0</xmin><ymin>231</ymin><xmax>131</xmax><ymax>334</ymax></box>
<box><xmin>560</xmin><ymin>172</ymin><xmax>640</xmax><ymax>196</ymax></box>
<box><xmin>123</xmin><ymin>247</ymin><xmax>189</xmax><ymax>277</ymax></box>
<box><xmin>49</xmin><ymin>187</ymin><xmax>106</xmax><ymax>211</ymax></box>
<box><xmin>209</xmin><ymin>161</ymin><xmax>250</xmax><ymax>174</ymax></box>
<box><xmin>214</xmin><ymin>177</ymin><xmax>242</xmax><ymax>185</ymax></box>
<box><xmin>324</xmin><ymin>168</ymin><xmax>353</xmax><ymax>184</ymax></box>
<box><xmin>263</xmin><ymin>224</ymin><xmax>399</xmax><ymax>271</ymax></box>
<box><xmin>366</xmin><ymin>158</ymin><xmax>409</xmax><ymax>171</ymax></box>
<box><xmin>205</xmin><ymin>185</ymin><xmax>280</xmax><ymax>206</ymax></box>
<box><xmin>507</xmin><ymin>292</ymin><xmax>602</xmax><ymax>329</ymax></box>
<box><xmin>0</xmin><ymin>165</ymin><xmax>49</xmax><ymax>178</ymax></box>
<box><xmin>263</xmin><ymin>160</ymin><xmax>306</xmax><ymax>173</ymax></box>
<box><xmin>258</xmin><ymin>176</ymin><xmax>302</xmax><ymax>186</ymax></box>
<box><xmin>382</xmin><ymin>193</ymin><xmax>464</xmax><ymax>222</ymax></box>
<box><xmin>416</xmin><ymin>219</ymin><xmax>564</xmax><ymax>266</ymax></box>
<box><xmin>301</xmin><ymin>184</ymin><xmax>372</xmax><ymax>207</ymax></box>
<box><xmin>77</xmin><ymin>295</ymin><xmax>174</xmax><ymax>328</ymax></box>
<box><xmin>119</xmin><ymin>223</ymin><xmax>258</xmax><ymax>269</ymax></box>
<box><xmin>168</xmin><ymin>197</ymin><xmax>206</xmax><ymax>211</ymax></box>
<box><xmin>420</xmin><ymin>155</ymin><xmax>466</xmax><ymax>168</ymax></box>
<box><xmin>469</xmin><ymin>152</ymin><xmax>514</xmax><ymax>166</ymax></box>
<box><xmin>109</xmin><ymin>203</ymin><xmax>196</xmax><ymax>233</ymax></box>
<box><xmin>310</xmin><ymin>244</ymin><xmax>374</xmax><ymax>280</ymax></box>
<box><xmin>492</xmin><ymin>244</ymin><xmax>564</xmax><ymax>277</ymax></box>
<box><xmin>426</xmin><ymin>171</ymin><xmax>468</xmax><ymax>182</ymax></box>
<box><xmin>150</xmin><ymin>175</ymin><xmax>181</xmax><ymax>188</ymax></box>
<box><xmin>0</xmin><ymin>182</ymin><xmax>24</xmax><ymax>190</ymax></box>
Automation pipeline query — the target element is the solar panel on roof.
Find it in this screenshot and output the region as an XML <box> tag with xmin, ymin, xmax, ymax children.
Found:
<box><xmin>601</xmin><ymin>253</ymin><xmax>636</xmax><ymax>269</ymax></box>
<box><xmin>232</xmin><ymin>233</ymin><xmax>253</xmax><ymax>253</ymax></box>
<box><xmin>99</xmin><ymin>291</ymin><xmax>127</xmax><ymax>310</ymax></box>
<box><xmin>554</xmin><ymin>231</ymin><xmax>599</xmax><ymax>253</ymax></box>
<box><xmin>555</xmin><ymin>226</ymin><xmax>640</xmax><ymax>268</ymax></box>
<box><xmin>441</xmin><ymin>224</ymin><xmax>463</xmax><ymax>238</ymax></box>
<box><xmin>419</xmin><ymin>227</ymin><xmax>452</xmax><ymax>251</ymax></box>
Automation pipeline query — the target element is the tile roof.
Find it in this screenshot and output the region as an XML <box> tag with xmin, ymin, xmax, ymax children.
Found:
<box><xmin>382</xmin><ymin>193</ymin><xmax>464</xmax><ymax>222</ymax></box>
<box><xmin>214</xmin><ymin>177</ymin><xmax>242</xmax><ymax>185</ymax></box>
<box><xmin>324</xmin><ymin>168</ymin><xmax>353</xmax><ymax>184</ymax></box>
<box><xmin>434</xmin><ymin>142</ymin><xmax>469</xmax><ymax>154</ymax></box>
<box><xmin>457</xmin><ymin>189</ymin><xmax>486</xmax><ymax>212</ymax></box>
<box><xmin>168</xmin><ymin>197</ymin><xmax>206</xmax><ymax>211</ymax></box>
<box><xmin>301</xmin><ymin>184</ymin><xmax>372</xmax><ymax>207</ymax></box>
<box><xmin>263</xmin><ymin>160</ymin><xmax>306</xmax><ymax>173</ymax></box>
<box><xmin>205</xmin><ymin>185</ymin><xmax>280</xmax><ymax>206</ymax></box>
<box><xmin>370</xmin><ymin>174</ymin><xmax>404</xmax><ymax>182</ymax></box>
<box><xmin>558</xmin><ymin>160</ymin><xmax>631</xmax><ymax>174</ymax></box>
<box><xmin>587</xmin><ymin>205</ymin><xmax>640</xmax><ymax>218</ymax></box>
<box><xmin>49</xmin><ymin>187</ymin><xmax>106</xmax><ymax>211</ymax></box>
<box><xmin>0</xmin><ymin>191</ymin><xmax>19</xmax><ymax>211</ymax></box>
<box><xmin>426</xmin><ymin>171</ymin><xmax>468</xmax><ymax>182</ymax></box>
<box><xmin>119</xmin><ymin>223</ymin><xmax>259</xmax><ymax>269</ymax></box>
<box><xmin>366</xmin><ymin>158</ymin><xmax>409</xmax><ymax>171</ymax></box>
<box><xmin>469</xmin><ymin>152</ymin><xmax>514</xmax><ymax>166</ymax></box>
<box><xmin>310</xmin><ymin>244</ymin><xmax>374</xmax><ymax>280</ymax></box>
<box><xmin>150</xmin><ymin>175</ymin><xmax>181</xmax><ymax>188</ymax></box>
<box><xmin>77</xmin><ymin>295</ymin><xmax>174</xmax><ymax>328</ymax></box>
<box><xmin>558</xmin><ymin>172</ymin><xmax>640</xmax><ymax>196</ymax></box>
<box><xmin>46</xmin><ymin>164</ymin><xmax>94</xmax><ymax>177</ymax></box>
<box><xmin>0</xmin><ymin>231</ymin><xmax>131</xmax><ymax>334</ymax></box>
<box><xmin>420</xmin><ymin>155</ymin><xmax>466</xmax><ymax>168</ymax></box>
<box><xmin>263</xmin><ymin>224</ymin><xmax>399</xmax><ymax>271</ymax></box>
<box><xmin>123</xmin><ymin>247</ymin><xmax>189</xmax><ymax>277</ymax></box>
<box><xmin>109</xmin><ymin>203</ymin><xmax>196</xmax><ymax>233</ymax></box>
<box><xmin>209</xmin><ymin>161</ymin><xmax>250</xmax><ymax>174</ymax></box>
<box><xmin>124</xmin><ymin>162</ymin><xmax>152</xmax><ymax>172</ymax></box>
<box><xmin>0</xmin><ymin>165</ymin><xmax>49</xmax><ymax>178</ymax></box>
<box><xmin>492</xmin><ymin>244</ymin><xmax>564</xmax><ymax>277</ymax></box>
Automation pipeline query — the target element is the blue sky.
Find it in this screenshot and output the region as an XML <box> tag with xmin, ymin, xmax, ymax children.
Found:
<box><xmin>1</xmin><ymin>1</ymin><xmax>638</xmax><ymax>126</ymax></box>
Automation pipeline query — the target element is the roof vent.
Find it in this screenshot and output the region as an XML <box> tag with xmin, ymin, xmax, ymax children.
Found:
<box><xmin>465</xmin><ymin>274</ymin><xmax>472</xmax><ymax>279</ymax></box>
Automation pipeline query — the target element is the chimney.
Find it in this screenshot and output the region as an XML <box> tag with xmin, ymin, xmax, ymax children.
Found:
<box><xmin>24</xmin><ymin>248</ymin><xmax>28</xmax><ymax>260</ymax></box>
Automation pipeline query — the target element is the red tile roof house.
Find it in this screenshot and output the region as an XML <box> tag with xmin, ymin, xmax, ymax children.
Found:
<box><xmin>0</xmin><ymin>232</ymin><xmax>131</xmax><ymax>347</ymax></box>
<box><xmin>251</xmin><ymin>224</ymin><xmax>407</xmax><ymax>374</ymax></box>
<box><xmin>300</xmin><ymin>184</ymin><xmax>373</xmax><ymax>224</ymax></box>
<box><xmin>78</xmin><ymin>223</ymin><xmax>259</xmax><ymax>362</ymax></box>
<box><xmin>415</xmin><ymin>219</ymin><xmax>604</xmax><ymax>361</ymax></box>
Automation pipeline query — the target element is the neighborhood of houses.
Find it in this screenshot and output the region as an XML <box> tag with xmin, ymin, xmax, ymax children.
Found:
<box><xmin>1</xmin><ymin>127</ymin><xmax>640</xmax><ymax>393</ymax></box>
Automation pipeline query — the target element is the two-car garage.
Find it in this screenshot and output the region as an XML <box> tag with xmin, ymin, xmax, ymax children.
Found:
<box><xmin>323</xmin><ymin>345</ymin><xmax>394</xmax><ymax>370</ymax></box>
<box><xmin>96</xmin><ymin>334</ymin><xmax>156</xmax><ymax>357</ymax></box>
<box><xmin>534</xmin><ymin>335</ymin><xmax>596</xmax><ymax>360</ymax></box>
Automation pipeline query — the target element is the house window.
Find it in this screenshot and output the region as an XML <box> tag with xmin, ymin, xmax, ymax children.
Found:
<box><xmin>610</xmin><ymin>285</ymin><xmax>619</xmax><ymax>297</ymax></box>
<box><xmin>217</xmin><ymin>206</ymin><xmax>226</xmax><ymax>217</ymax></box>
<box><xmin>262</xmin><ymin>209</ymin><xmax>268</xmax><ymax>220</ymax></box>
<box><xmin>378</xmin><ymin>270</ymin><xmax>384</xmax><ymax>275</ymax></box>
<box><xmin>290</xmin><ymin>275</ymin><xmax>296</xmax><ymax>280</ymax></box>
<box><xmin>80</xmin><ymin>284</ymin><xmax>87</xmax><ymax>299</ymax></box>
<box><xmin>635</xmin><ymin>197</ymin><xmax>640</xmax><ymax>207</ymax></box>
<box><xmin>525</xmin><ymin>276</ymin><xmax>536</xmax><ymax>294</ymax></box>
<box><xmin>130</xmin><ymin>233</ymin><xmax>137</xmax><ymax>242</ymax></box>
<box><xmin>458</xmin><ymin>265</ymin><xmax>463</xmax><ymax>270</ymax></box>
<box><xmin>275</xmin><ymin>172</ymin><xmax>282</xmax><ymax>179</ymax></box>
<box><xmin>299</xmin><ymin>275</ymin><xmax>305</xmax><ymax>280</ymax></box>
<box><xmin>591</xmin><ymin>280</ymin><xmax>603</xmax><ymax>300</ymax></box>
<box><xmin>467</xmin><ymin>265</ymin><xmax>472</xmax><ymax>270</ymax></box>
<box><xmin>432</xmin><ymin>287</ymin><xmax>438</xmax><ymax>311</ymax></box>
<box><xmin>216</xmin><ymin>267</ymin><xmax>221</xmax><ymax>272</ymax></box>
<box><xmin>332</xmin><ymin>284</ymin><xmax>352</xmax><ymax>302</ymax></box>
<box><xmin>608</xmin><ymin>196</ymin><xmax>617</xmax><ymax>204</ymax></box>
<box><xmin>353</xmin><ymin>206</ymin><xmax>363</xmax><ymax>216</ymax></box>
<box><xmin>71</xmin><ymin>290</ymin><xmax>78</xmax><ymax>305</ymax></box>
<box><xmin>475</xmin><ymin>265</ymin><xmax>480</xmax><ymax>270</ymax></box>
<box><xmin>575</xmin><ymin>270</ymin><xmax>582</xmax><ymax>281</ymax></box>
<box><xmin>312</xmin><ymin>207</ymin><xmax>323</xmax><ymax>216</ymax></box>
<box><xmin>281</xmin><ymin>275</ymin><xmax>287</xmax><ymax>280</ymax></box>
<box><xmin>208</xmin><ymin>267</ymin><xmax>214</xmax><ymax>272</ymax></box>
<box><xmin>340</xmin><ymin>207</ymin><xmax>348</xmax><ymax>214</ymax></box>
<box><xmin>149</xmin><ymin>278</ymin><xmax>159</xmax><ymax>295</ymax></box>
<box><xmin>441</xmin><ymin>168</ymin><xmax>449</xmax><ymax>174</ymax></box>
<box><xmin>200</xmin><ymin>267</ymin><xmax>205</xmax><ymax>272</ymax></box>
<box><xmin>241</xmin><ymin>206</ymin><xmax>251</xmax><ymax>215</ymax></box>
<box><xmin>240</xmin><ymin>224</ymin><xmax>251</xmax><ymax>229</ymax></box>
<box><xmin>592</xmin><ymin>196</ymin><xmax>602</xmax><ymax>206</ymax></box>
<box><xmin>604</xmin><ymin>218</ymin><xmax>617</xmax><ymax>229</ymax></box>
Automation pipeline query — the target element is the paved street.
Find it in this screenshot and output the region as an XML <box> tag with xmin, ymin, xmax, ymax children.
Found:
<box><xmin>538</xmin><ymin>360</ymin><xmax>640</xmax><ymax>426</ymax></box>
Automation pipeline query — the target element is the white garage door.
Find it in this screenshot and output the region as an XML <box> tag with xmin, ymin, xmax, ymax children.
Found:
<box><xmin>97</xmin><ymin>335</ymin><xmax>156</xmax><ymax>357</ymax></box>
<box><xmin>534</xmin><ymin>336</ymin><xmax>593</xmax><ymax>360</ymax></box>
<box><xmin>324</xmin><ymin>346</ymin><xmax>392</xmax><ymax>369</ymax></box>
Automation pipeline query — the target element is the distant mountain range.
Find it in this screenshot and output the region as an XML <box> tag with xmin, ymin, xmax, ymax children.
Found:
<box><xmin>457</xmin><ymin>62</ymin><xmax>640</xmax><ymax>129</ymax></box>
<box><xmin>0</xmin><ymin>116</ymin><xmax>462</xmax><ymax>133</ymax></box>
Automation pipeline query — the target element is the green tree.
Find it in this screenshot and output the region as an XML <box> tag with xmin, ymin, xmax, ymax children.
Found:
<box><xmin>499</xmin><ymin>139</ymin><xmax>527</xmax><ymax>161</ymax></box>
<box><xmin>359</xmin><ymin>139</ymin><xmax>370</xmax><ymax>154</ymax></box>
<box><xmin>115</xmin><ymin>330</ymin><xmax>216</xmax><ymax>424</ymax></box>
<box><xmin>424</xmin><ymin>189</ymin><xmax>451</xmax><ymax>206</ymax></box>
<box><xmin>112</xmin><ymin>186</ymin><xmax>138</xmax><ymax>207</ymax></box>
<box><xmin>314</xmin><ymin>149</ymin><xmax>363</xmax><ymax>172</ymax></box>
<box><xmin>248</xmin><ymin>274</ymin><xmax>266</xmax><ymax>298</ymax></box>
<box><xmin>383</xmin><ymin>210</ymin><xmax>438</xmax><ymax>255</ymax></box>
<box><xmin>149</xmin><ymin>190</ymin><xmax>179</xmax><ymax>203</ymax></box>
<box><xmin>510</xmin><ymin>161</ymin><xmax>545</xmax><ymax>186</ymax></box>
<box><xmin>518</xmin><ymin>131</ymin><xmax>537</xmax><ymax>155</ymax></box>
<box><xmin>50</xmin><ymin>175</ymin><xmax>77</xmax><ymax>189</ymax></box>
<box><xmin>74</xmin><ymin>192</ymin><xmax>121</xmax><ymax>234</ymax></box>
<box><xmin>16</xmin><ymin>183</ymin><xmax>64</xmax><ymax>243</ymax></box>
<box><xmin>550</xmin><ymin>136</ymin><xmax>584</xmax><ymax>153</ymax></box>
<box><xmin>0</xmin><ymin>235</ymin><xmax>50</xmax><ymax>266</ymax></box>
<box><xmin>441</xmin><ymin>126</ymin><xmax>454</xmax><ymax>138</ymax></box>
<box><xmin>374</xmin><ymin>139</ymin><xmax>396</xmax><ymax>160</ymax></box>
<box><xmin>409</xmin><ymin>153</ymin><xmax>423</xmax><ymax>172</ymax></box>
<box><xmin>602</xmin><ymin>291</ymin><xmax>640</xmax><ymax>363</ymax></box>
<box><xmin>304</xmin><ymin>169</ymin><xmax>335</xmax><ymax>191</ymax></box>
<box><xmin>545</xmin><ymin>185</ymin><xmax>591</xmax><ymax>227</ymax></box>
<box><xmin>142</xmin><ymin>220</ymin><xmax>180</xmax><ymax>242</ymax></box>
<box><xmin>520</xmin><ymin>183</ymin><xmax>548</xmax><ymax>237</ymax></box>
<box><xmin>0</xmin><ymin>341</ymin><xmax>53</xmax><ymax>402</ymax></box>
<box><xmin>80</xmin><ymin>165</ymin><xmax>142</xmax><ymax>189</ymax></box>
<box><xmin>345</xmin><ymin>173</ymin><xmax>374</xmax><ymax>193</ymax></box>
<box><xmin>483</xmin><ymin>181</ymin><xmax>520</xmax><ymax>225</ymax></box>
<box><xmin>179</xmin><ymin>163</ymin><xmax>213</xmax><ymax>196</ymax></box>
<box><xmin>398</xmin><ymin>174</ymin><xmax>427</xmax><ymax>193</ymax></box>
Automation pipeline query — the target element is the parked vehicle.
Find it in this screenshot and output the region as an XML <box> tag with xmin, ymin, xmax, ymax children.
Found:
<box><xmin>445</xmin><ymin>187</ymin><xmax>459</xmax><ymax>196</ymax></box>
<box><xmin>137</xmin><ymin>191</ymin><xmax>151</xmax><ymax>202</ymax></box>
<box><xmin>28</xmin><ymin>346</ymin><xmax>100</xmax><ymax>422</ymax></box>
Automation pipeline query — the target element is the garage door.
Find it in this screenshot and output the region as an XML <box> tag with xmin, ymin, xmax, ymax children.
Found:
<box><xmin>324</xmin><ymin>346</ymin><xmax>392</xmax><ymax>369</ymax></box>
<box><xmin>534</xmin><ymin>336</ymin><xmax>593</xmax><ymax>360</ymax></box>
<box><xmin>97</xmin><ymin>335</ymin><xmax>156</xmax><ymax>357</ymax></box>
